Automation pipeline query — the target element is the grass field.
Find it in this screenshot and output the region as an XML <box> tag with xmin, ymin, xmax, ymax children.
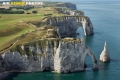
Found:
<box><xmin>0</xmin><ymin>6</ymin><xmax>66</xmax><ymax>50</ymax></box>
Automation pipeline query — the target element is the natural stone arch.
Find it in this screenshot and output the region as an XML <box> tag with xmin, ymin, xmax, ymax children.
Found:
<box><xmin>54</xmin><ymin>38</ymin><xmax>98</xmax><ymax>73</ymax></box>
<box><xmin>84</xmin><ymin>46</ymin><xmax>98</xmax><ymax>70</ymax></box>
<box><xmin>46</xmin><ymin>16</ymin><xmax>94</xmax><ymax>37</ymax></box>
<box><xmin>76</xmin><ymin>26</ymin><xmax>84</xmax><ymax>37</ymax></box>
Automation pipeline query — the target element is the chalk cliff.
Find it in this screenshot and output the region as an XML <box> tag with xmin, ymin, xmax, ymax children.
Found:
<box><xmin>0</xmin><ymin>2</ymin><xmax>98</xmax><ymax>74</ymax></box>
<box><xmin>29</xmin><ymin>3</ymin><xmax>94</xmax><ymax>37</ymax></box>
<box><xmin>46</xmin><ymin>16</ymin><xmax>94</xmax><ymax>37</ymax></box>
<box><xmin>0</xmin><ymin>38</ymin><xmax>98</xmax><ymax>73</ymax></box>
<box><xmin>54</xmin><ymin>38</ymin><xmax>98</xmax><ymax>73</ymax></box>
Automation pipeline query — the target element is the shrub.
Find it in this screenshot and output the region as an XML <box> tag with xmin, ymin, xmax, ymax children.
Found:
<box><xmin>32</xmin><ymin>10</ymin><xmax>37</xmax><ymax>14</ymax></box>
<box><xmin>0</xmin><ymin>10</ymin><xmax>24</xmax><ymax>14</ymax></box>
<box><xmin>26</xmin><ymin>12</ymin><xmax>31</xmax><ymax>14</ymax></box>
<box><xmin>44</xmin><ymin>14</ymin><xmax>52</xmax><ymax>16</ymax></box>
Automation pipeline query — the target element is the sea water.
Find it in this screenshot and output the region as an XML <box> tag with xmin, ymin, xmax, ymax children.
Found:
<box><xmin>3</xmin><ymin>1</ymin><xmax>120</xmax><ymax>80</ymax></box>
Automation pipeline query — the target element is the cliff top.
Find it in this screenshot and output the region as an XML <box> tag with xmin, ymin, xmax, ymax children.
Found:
<box><xmin>0</xmin><ymin>2</ymin><xmax>90</xmax><ymax>54</ymax></box>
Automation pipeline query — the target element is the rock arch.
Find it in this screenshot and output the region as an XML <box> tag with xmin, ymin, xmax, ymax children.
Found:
<box><xmin>46</xmin><ymin>16</ymin><xmax>94</xmax><ymax>37</ymax></box>
<box><xmin>85</xmin><ymin>46</ymin><xmax>98</xmax><ymax>70</ymax></box>
<box><xmin>54</xmin><ymin>39</ymin><xmax>98</xmax><ymax>73</ymax></box>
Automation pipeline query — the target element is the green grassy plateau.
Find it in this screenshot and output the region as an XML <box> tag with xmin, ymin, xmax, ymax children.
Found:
<box><xmin>0</xmin><ymin>5</ymin><xmax>66</xmax><ymax>51</ymax></box>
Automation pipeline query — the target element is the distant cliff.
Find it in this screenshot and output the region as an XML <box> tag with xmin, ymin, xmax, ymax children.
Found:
<box><xmin>56</xmin><ymin>2</ymin><xmax>77</xmax><ymax>10</ymax></box>
<box><xmin>55</xmin><ymin>8</ymin><xmax>84</xmax><ymax>16</ymax></box>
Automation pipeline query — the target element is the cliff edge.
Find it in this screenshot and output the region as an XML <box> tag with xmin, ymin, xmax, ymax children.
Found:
<box><xmin>0</xmin><ymin>38</ymin><xmax>98</xmax><ymax>73</ymax></box>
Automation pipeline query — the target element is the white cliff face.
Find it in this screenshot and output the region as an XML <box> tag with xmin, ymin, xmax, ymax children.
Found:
<box><xmin>47</xmin><ymin>39</ymin><xmax>98</xmax><ymax>72</ymax></box>
<box><xmin>100</xmin><ymin>42</ymin><xmax>110</xmax><ymax>62</ymax></box>
<box><xmin>0</xmin><ymin>40</ymin><xmax>56</xmax><ymax>72</ymax></box>
<box><xmin>0</xmin><ymin>39</ymin><xmax>98</xmax><ymax>73</ymax></box>
<box><xmin>54</xmin><ymin>40</ymin><xmax>86</xmax><ymax>73</ymax></box>
<box><xmin>46</xmin><ymin>16</ymin><xmax>94</xmax><ymax>37</ymax></box>
<box><xmin>81</xmin><ymin>18</ymin><xmax>93</xmax><ymax>36</ymax></box>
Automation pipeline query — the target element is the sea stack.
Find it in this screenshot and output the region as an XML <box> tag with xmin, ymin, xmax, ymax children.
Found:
<box><xmin>100</xmin><ymin>42</ymin><xmax>110</xmax><ymax>62</ymax></box>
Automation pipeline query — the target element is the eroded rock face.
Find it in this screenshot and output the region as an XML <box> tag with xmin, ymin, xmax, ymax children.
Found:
<box><xmin>100</xmin><ymin>42</ymin><xmax>110</xmax><ymax>62</ymax></box>
<box><xmin>0</xmin><ymin>41</ymin><xmax>55</xmax><ymax>72</ymax></box>
<box><xmin>54</xmin><ymin>40</ymin><xmax>98</xmax><ymax>73</ymax></box>
<box><xmin>0</xmin><ymin>39</ymin><xmax>98</xmax><ymax>73</ymax></box>
<box><xmin>46</xmin><ymin>16</ymin><xmax>94</xmax><ymax>37</ymax></box>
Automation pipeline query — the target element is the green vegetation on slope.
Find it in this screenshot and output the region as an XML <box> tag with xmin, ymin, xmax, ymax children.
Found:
<box><xmin>0</xmin><ymin>6</ymin><xmax>66</xmax><ymax>50</ymax></box>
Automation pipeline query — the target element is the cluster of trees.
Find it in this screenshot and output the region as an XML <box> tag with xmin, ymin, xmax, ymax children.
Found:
<box><xmin>32</xmin><ymin>10</ymin><xmax>37</xmax><ymax>14</ymax></box>
<box><xmin>0</xmin><ymin>9</ymin><xmax>39</xmax><ymax>14</ymax></box>
<box><xmin>10</xmin><ymin>5</ymin><xmax>34</xmax><ymax>10</ymax></box>
<box><xmin>0</xmin><ymin>10</ymin><xmax>24</xmax><ymax>14</ymax></box>
<box><xmin>0</xmin><ymin>6</ymin><xmax>40</xmax><ymax>14</ymax></box>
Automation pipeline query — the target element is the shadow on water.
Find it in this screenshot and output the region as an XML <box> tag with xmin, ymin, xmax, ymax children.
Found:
<box><xmin>99</xmin><ymin>58</ymin><xmax>120</xmax><ymax>69</ymax></box>
<box><xmin>98</xmin><ymin>57</ymin><xmax>120</xmax><ymax>71</ymax></box>
<box><xmin>92</xmin><ymin>70</ymin><xmax>99</xmax><ymax>80</ymax></box>
<box><xmin>2</xmin><ymin>72</ymin><xmax>19</xmax><ymax>80</ymax></box>
<box><xmin>94</xmin><ymin>31</ymin><xmax>102</xmax><ymax>35</ymax></box>
<box><xmin>99</xmin><ymin>61</ymin><xmax>110</xmax><ymax>70</ymax></box>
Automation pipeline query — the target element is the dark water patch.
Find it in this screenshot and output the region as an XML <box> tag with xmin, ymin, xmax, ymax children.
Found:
<box><xmin>2</xmin><ymin>72</ymin><xmax>19</xmax><ymax>80</ymax></box>
<box><xmin>94</xmin><ymin>32</ymin><xmax>102</xmax><ymax>35</ymax></box>
<box><xmin>98</xmin><ymin>61</ymin><xmax>110</xmax><ymax>71</ymax></box>
<box><xmin>110</xmin><ymin>59</ymin><xmax>120</xmax><ymax>63</ymax></box>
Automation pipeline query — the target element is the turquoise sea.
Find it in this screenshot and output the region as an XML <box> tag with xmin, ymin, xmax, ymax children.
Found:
<box><xmin>3</xmin><ymin>1</ymin><xmax>120</xmax><ymax>80</ymax></box>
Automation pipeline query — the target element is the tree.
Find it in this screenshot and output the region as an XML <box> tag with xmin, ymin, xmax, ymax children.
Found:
<box><xmin>32</xmin><ymin>10</ymin><xmax>37</xmax><ymax>14</ymax></box>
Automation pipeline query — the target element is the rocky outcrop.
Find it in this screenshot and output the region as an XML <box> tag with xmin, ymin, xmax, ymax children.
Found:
<box><xmin>56</xmin><ymin>3</ymin><xmax>77</xmax><ymax>10</ymax></box>
<box><xmin>100</xmin><ymin>42</ymin><xmax>110</xmax><ymax>62</ymax></box>
<box><xmin>0</xmin><ymin>38</ymin><xmax>98</xmax><ymax>73</ymax></box>
<box><xmin>55</xmin><ymin>8</ymin><xmax>84</xmax><ymax>16</ymax></box>
<box><xmin>46</xmin><ymin>16</ymin><xmax>94</xmax><ymax>37</ymax></box>
<box><xmin>28</xmin><ymin>3</ymin><xmax>94</xmax><ymax>37</ymax></box>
